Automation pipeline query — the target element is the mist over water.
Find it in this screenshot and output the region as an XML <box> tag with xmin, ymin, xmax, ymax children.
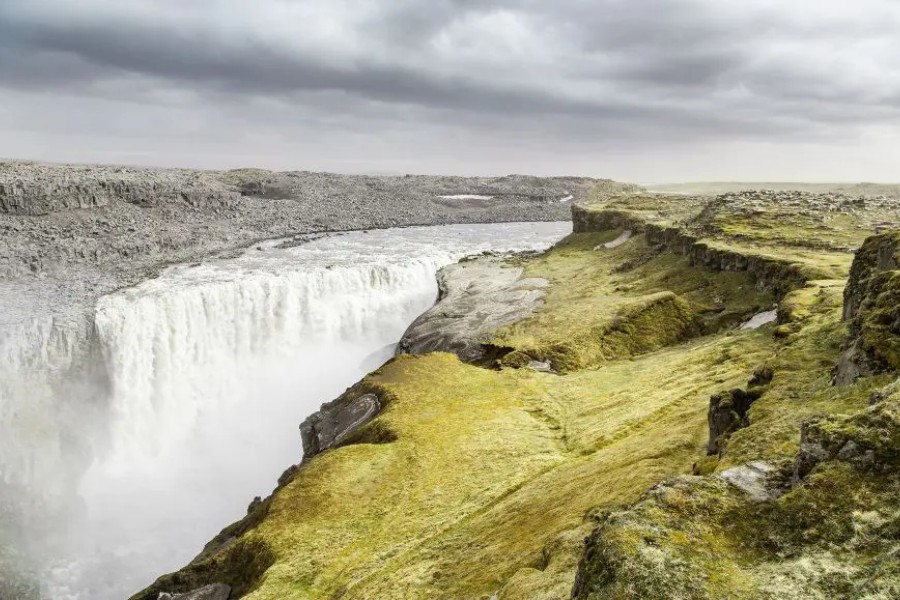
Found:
<box><xmin>13</xmin><ymin>222</ymin><xmax>570</xmax><ymax>599</ymax></box>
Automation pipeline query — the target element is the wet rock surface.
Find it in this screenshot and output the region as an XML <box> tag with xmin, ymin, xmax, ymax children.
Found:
<box><xmin>398</xmin><ymin>256</ymin><xmax>549</xmax><ymax>364</ymax></box>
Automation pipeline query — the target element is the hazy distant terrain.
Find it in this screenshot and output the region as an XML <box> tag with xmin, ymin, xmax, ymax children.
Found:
<box><xmin>648</xmin><ymin>181</ymin><xmax>900</xmax><ymax>196</ymax></box>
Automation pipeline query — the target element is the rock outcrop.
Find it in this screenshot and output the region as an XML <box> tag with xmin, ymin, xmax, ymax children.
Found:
<box><xmin>794</xmin><ymin>391</ymin><xmax>899</xmax><ymax>480</ymax></box>
<box><xmin>398</xmin><ymin>256</ymin><xmax>549</xmax><ymax>364</ymax></box>
<box><xmin>706</xmin><ymin>388</ymin><xmax>761</xmax><ymax>455</ymax></box>
<box><xmin>834</xmin><ymin>231</ymin><xmax>900</xmax><ymax>384</ymax></box>
<box><xmin>706</xmin><ymin>366</ymin><xmax>773</xmax><ymax>455</ymax></box>
<box><xmin>299</xmin><ymin>392</ymin><xmax>383</xmax><ymax>460</ymax></box>
<box><xmin>573</xmin><ymin>398</ymin><xmax>900</xmax><ymax>599</ymax></box>
<box><xmin>572</xmin><ymin>203</ymin><xmax>813</xmax><ymax>297</ymax></box>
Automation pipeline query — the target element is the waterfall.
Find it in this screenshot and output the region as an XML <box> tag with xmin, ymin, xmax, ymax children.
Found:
<box><xmin>92</xmin><ymin>256</ymin><xmax>450</xmax><ymax>466</ymax></box>
<box><xmin>1</xmin><ymin>222</ymin><xmax>570</xmax><ymax>599</ymax></box>
<box><xmin>0</xmin><ymin>289</ymin><xmax>100</xmax><ymax>502</ymax></box>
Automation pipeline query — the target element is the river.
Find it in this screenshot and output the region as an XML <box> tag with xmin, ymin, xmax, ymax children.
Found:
<box><xmin>0</xmin><ymin>221</ymin><xmax>570</xmax><ymax>599</ymax></box>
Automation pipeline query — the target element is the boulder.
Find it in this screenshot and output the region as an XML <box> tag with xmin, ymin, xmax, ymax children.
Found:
<box><xmin>299</xmin><ymin>393</ymin><xmax>382</xmax><ymax>460</ymax></box>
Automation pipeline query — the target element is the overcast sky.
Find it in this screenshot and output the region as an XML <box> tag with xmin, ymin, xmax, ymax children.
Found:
<box><xmin>1</xmin><ymin>0</ymin><xmax>899</xmax><ymax>181</ymax></box>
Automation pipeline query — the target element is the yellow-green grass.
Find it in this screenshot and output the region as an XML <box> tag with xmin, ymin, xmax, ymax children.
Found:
<box><xmin>711</xmin><ymin>210</ymin><xmax>871</xmax><ymax>252</ymax></box>
<box><xmin>230</xmin><ymin>275</ymin><xmax>873</xmax><ymax>599</ymax></box>
<box><xmin>135</xmin><ymin>192</ymin><xmax>900</xmax><ymax>600</ymax></box>
<box><xmin>576</xmin><ymin>386</ymin><xmax>900</xmax><ymax>600</ymax></box>
<box><xmin>236</xmin><ymin>329</ymin><xmax>772</xmax><ymax>599</ymax></box>
<box><xmin>576</xmin><ymin>461</ymin><xmax>900</xmax><ymax>600</ymax></box>
<box><xmin>492</xmin><ymin>231</ymin><xmax>772</xmax><ymax>371</ymax></box>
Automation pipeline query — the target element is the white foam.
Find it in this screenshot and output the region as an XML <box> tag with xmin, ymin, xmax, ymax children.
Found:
<box><xmin>35</xmin><ymin>221</ymin><xmax>570</xmax><ymax>599</ymax></box>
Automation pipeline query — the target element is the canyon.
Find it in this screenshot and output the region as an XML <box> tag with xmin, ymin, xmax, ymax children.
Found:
<box><xmin>2</xmin><ymin>163</ymin><xmax>900</xmax><ymax>599</ymax></box>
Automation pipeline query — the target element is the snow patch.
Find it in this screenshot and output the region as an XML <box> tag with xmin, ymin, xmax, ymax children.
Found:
<box><xmin>740</xmin><ymin>310</ymin><xmax>777</xmax><ymax>330</ymax></box>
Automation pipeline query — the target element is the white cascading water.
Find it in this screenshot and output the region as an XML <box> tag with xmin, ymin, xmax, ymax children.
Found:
<box><xmin>36</xmin><ymin>221</ymin><xmax>570</xmax><ymax>599</ymax></box>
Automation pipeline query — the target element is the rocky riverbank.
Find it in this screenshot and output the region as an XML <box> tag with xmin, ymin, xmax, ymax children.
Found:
<box><xmin>0</xmin><ymin>162</ymin><xmax>639</xmax><ymax>367</ymax></box>
<box><xmin>0</xmin><ymin>161</ymin><xmax>640</xmax><ymax>599</ymax></box>
<box><xmin>0</xmin><ymin>161</ymin><xmax>641</xmax><ymax>281</ymax></box>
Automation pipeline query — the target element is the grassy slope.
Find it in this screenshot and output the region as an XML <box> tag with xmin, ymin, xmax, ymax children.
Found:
<box><xmin>243</xmin><ymin>334</ymin><xmax>774</xmax><ymax>599</ymax></box>
<box><xmin>135</xmin><ymin>189</ymin><xmax>900</xmax><ymax>599</ymax></box>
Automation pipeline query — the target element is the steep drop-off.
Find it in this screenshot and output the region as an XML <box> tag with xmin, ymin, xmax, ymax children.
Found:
<box><xmin>2</xmin><ymin>163</ymin><xmax>643</xmax><ymax>598</ymax></box>
<box><xmin>134</xmin><ymin>191</ymin><xmax>900</xmax><ymax>599</ymax></box>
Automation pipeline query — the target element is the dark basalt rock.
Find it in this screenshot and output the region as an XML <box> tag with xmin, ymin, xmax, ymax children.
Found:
<box><xmin>707</xmin><ymin>366</ymin><xmax>772</xmax><ymax>455</ymax></box>
<box><xmin>158</xmin><ymin>584</ymin><xmax>230</xmax><ymax>600</ymax></box>
<box><xmin>572</xmin><ymin>207</ymin><xmax>648</xmax><ymax>234</ymax></box>
<box><xmin>834</xmin><ymin>230</ymin><xmax>900</xmax><ymax>384</ymax></box>
<box><xmin>707</xmin><ymin>388</ymin><xmax>762</xmax><ymax>455</ymax></box>
<box><xmin>300</xmin><ymin>392</ymin><xmax>382</xmax><ymax>460</ymax></box>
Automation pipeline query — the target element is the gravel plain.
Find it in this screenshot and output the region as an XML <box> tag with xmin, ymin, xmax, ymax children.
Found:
<box><xmin>0</xmin><ymin>160</ymin><xmax>641</xmax><ymax>330</ymax></box>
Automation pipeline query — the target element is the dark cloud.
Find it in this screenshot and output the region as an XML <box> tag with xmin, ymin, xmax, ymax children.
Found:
<box><xmin>0</xmin><ymin>0</ymin><xmax>899</xmax><ymax>179</ymax></box>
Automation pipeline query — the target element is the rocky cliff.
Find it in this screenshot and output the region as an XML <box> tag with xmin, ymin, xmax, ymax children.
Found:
<box><xmin>834</xmin><ymin>231</ymin><xmax>900</xmax><ymax>384</ymax></box>
<box><xmin>0</xmin><ymin>163</ymin><xmax>643</xmax><ymax>599</ymax></box>
<box><xmin>130</xmin><ymin>189</ymin><xmax>900</xmax><ymax>599</ymax></box>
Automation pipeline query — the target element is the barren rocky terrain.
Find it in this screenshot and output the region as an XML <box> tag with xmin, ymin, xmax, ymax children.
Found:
<box><xmin>0</xmin><ymin>160</ymin><xmax>639</xmax><ymax>347</ymax></box>
<box><xmin>0</xmin><ymin>161</ymin><xmax>636</xmax><ymax>281</ymax></box>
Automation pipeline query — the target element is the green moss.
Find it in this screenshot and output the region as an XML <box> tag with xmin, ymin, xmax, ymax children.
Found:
<box><xmin>858</xmin><ymin>271</ymin><xmax>900</xmax><ymax>370</ymax></box>
<box><xmin>711</xmin><ymin>209</ymin><xmax>872</xmax><ymax>253</ymax></box>
<box><xmin>138</xmin><ymin>320</ymin><xmax>775</xmax><ymax>599</ymax></box>
<box><xmin>492</xmin><ymin>232</ymin><xmax>771</xmax><ymax>371</ymax></box>
<box><xmin>575</xmin><ymin>461</ymin><xmax>900</xmax><ymax>600</ymax></box>
<box><xmin>136</xmin><ymin>196</ymin><xmax>900</xmax><ymax>600</ymax></box>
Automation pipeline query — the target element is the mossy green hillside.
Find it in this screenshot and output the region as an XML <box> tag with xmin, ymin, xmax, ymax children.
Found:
<box><xmin>571</xmin><ymin>216</ymin><xmax>900</xmax><ymax>599</ymax></box>
<box><xmin>573</xmin><ymin>394</ymin><xmax>900</xmax><ymax>600</ymax></box>
<box><xmin>135</xmin><ymin>193</ymin><xmax>900</xmax><ymax>600</ymax></box>
<box><xmin>492</xmin><ymin>231</ymin><xmax>773</xmax><ymax>371</ymax></box>
<box><xmin>135</xmin><ymin>326</ymin><xmax>778</xmax><ymax>599</ymax></box>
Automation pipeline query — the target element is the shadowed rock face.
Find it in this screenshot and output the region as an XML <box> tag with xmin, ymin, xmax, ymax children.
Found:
<box><xmin>299</xmin><ymin>393</ymin><xmax>382</xmax><ymax>460</ymax></box>
<box><xmin>835</xmin><ymin>231</ymin><xmax>900</xmax><ymax>384</ymax></box>
<box><xmin>398</xmin><ymin>256</ymin><xmax>549</xmax><ymax>364</ymax></box>
<box><xmin>707</xmin><ymin>388</ymin><xmax>760</xmax><ymax>455</ymax></box>
<box><xmin>707</xmin><ymin>365</ymin><xmax>772</xmax><ymax>455</ymax></box>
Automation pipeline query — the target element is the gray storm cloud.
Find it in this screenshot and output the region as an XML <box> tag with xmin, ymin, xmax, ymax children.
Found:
<box><xmin>1</xmin><ymin>0</ymin><xmax>899</xmax><ymax>180</ymax></box>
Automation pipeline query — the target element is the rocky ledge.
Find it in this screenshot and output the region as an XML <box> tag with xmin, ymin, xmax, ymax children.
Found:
<box><xmin>32</xmin><ymin>186</ymin><xmax>900</xmax><ymax>599</ymax></box>
<box><xmin>398</xmin><ymin>255</ymin><xmax>550</xmax><ymax>364</ymax></box>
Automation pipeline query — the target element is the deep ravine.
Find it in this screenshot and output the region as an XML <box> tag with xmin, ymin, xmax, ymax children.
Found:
<box><xmin>3</xmin><ymin>222</ymin><xmax>570</xmax><ymax>600</ymax></box>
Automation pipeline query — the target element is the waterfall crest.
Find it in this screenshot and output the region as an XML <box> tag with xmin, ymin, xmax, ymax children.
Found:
<box><xmin>2</xmin><ymin>222</ymin><xmax>570</xmax><ymax>600</ymax></box>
